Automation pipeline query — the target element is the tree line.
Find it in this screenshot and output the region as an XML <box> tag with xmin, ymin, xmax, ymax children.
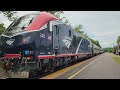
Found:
<box><xmin>104</xmin><ymin>36</ymin><xmax>120</xmax><ymax>53</ymax></box>
<box><xmin>0</xmin><ymin>11</ymin><xmax>101</xmax><ymax>48</ymax></box>
<box><xmin>112</xmin><ymin>36</ymin><xmax>120</xmax><ymax>53</ymax></box>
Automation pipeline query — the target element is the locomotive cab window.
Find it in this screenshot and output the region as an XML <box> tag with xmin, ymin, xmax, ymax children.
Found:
<box><xmin>73</xmin><ymin>35</ymin><xmax>76</xmax><ymax>46</ymax></box>
<box><xmin>3</xmin><ymin>14</ymin><xmax>39</xmax><ymax>36</ymax></box>
<box><xmin>69</xmin><ymin>30</ymin><xmax>71</xmax><ymax>37</ymax></box>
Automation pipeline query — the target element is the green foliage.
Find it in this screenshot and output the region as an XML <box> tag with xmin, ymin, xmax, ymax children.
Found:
<box><xmin>113</xmin><ymin>56</ymin><xmax>120</xmax><ymax>64</ymax></box>
<box><xmin>0</xmin><ymin>11</ymin><xmax>17</xmax><ymax>35</ymax></box>
<box><xmin>63</xmin><ymin>18</ymin><xmax>73</xmax><ymax>27</ymax></box>
<box><xmin>88</xmin><ymin>38</ymin><xmax>100</xmax><ymax>47</ymax></box>
<box><xmin>0</xmin><ymin>11</ymin><xmax>17</xmax><ymax>21</ymax></box>
<box><xmin>95</xmin><ymin>40</ymin><xmax>101</xmax><ymax>48</ymax></box>
<box><xmin>88</xmin><ymin>38</ymin><xmax>96</xmax><ymax>44</ymax></box>
<box><xmin>117</xmin><ymin>36</ymin><xmax>120</xmax><ymax>44</ymax></box>
<box><xmin>0</xmin><ymin>23</ymin><xmax>6</xmax><ymax>35</ymax></box>
<box><xmin>64</xmin><ymin>19</ymin><xmax>69</xmax><ymax>24</ymax></box>
<box><xmin>83</xmin><ymin>33</ymin><xmax>89</xmax><ymax>38</ymax></box>
<box><xmin>74</xmin><ymin>24</ymin><xmax>101</xmax><ymax>48</ymax></box>
<box><xmin>41</xmin><ymin>11</ymin><xmax>63</xmax><ymax>18</ymax></box>
<box><xmin>44</xmin><ymin>11</ymin><xmax>73</xmax><ymax>27</ymax></box>
<box><xmin>103</xmin><ymin>48</ymin><xmax>113</xmax><ymax>53</ymax></box>
<box><xmin>74</xmin><ymin>24</ymin><xmax>83</xmax><ymax>34</ymax></box>
<box><xmin>112</xmin><ymin>46</ymin><xmax>117</xmax><ymax>53</ymax></box>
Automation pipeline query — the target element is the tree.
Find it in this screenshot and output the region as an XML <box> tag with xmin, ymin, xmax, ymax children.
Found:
<box><xmin>0</xmin><ymin>11</ymin><xmax>17</xmax><ymax>36</ymax></box>
<box><xmin>0</xmin><ymin>11</ymin><xmax>17</xmax><ymax>21</ymax></box>
<box><xmin>103</xmin><ymin>48</ymin><xmax>113</xmax><ymax>53</ymax></box>
<box><xmin>44</xmin><ymin>11</ymin><xmax>73</xmax><ymax>27</ymax></box>
<box><xmin>0</xmin><ymin>23</ymin><xmax>6</xmax><ymax>35</ymax></box>
<box><xmin>64</xmin><ymin>19</ymin><xmax>69</xmax><ymax>25</ymax></box>
<box><xmin>41</xmin><ymin>11</ymin><xmax>63</xmax><ymax>18</ymax></box>
<box><xmin>63</xmin><ymin>18</ymin><xmax>73</xmax><ymax>27</ymax></box>
<box><xmin>74</xmin><ymin>24</ymin><xmax>83</xmax><ymax>34</ymax></box>
<box><xmin>88</xmin><ymin>38</ymin><xmax>101</xmax><ymax>47</ymax></box>
<box><xmin>73</xmin><ymin>24</ymin><xmax>101</xmax><ymax>47</ymax></box>
<box><xmin>95</xmin><ymin>40</ymin><xmax>101</xmax><ymax>48</ymax></box>
<box><xmin>112</xmin><ymin>46</ymin><xmax>117</xmax><ymax>54</ymax></box>
<box><xmin>48</xmin><ymin>11</ymin><xmax>73</xmax><ymax>27</ymax></box>
<box><xmin>83</xmin><ymin>33</ymin><xmax>89</xmax><ymax>38</ymax></box>
<box><xmin>117</xmin><ymin>36</ymin><xmax>120</xmax><ymax>44</ymax></box>
<box><xmin>88</xmin><ymin>38</ymin><xmax>96</xmax><ymax>44</ymax></box>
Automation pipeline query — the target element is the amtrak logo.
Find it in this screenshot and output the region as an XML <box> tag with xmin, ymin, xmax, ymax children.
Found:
<box><xmin>63</xmin><ymin>37</ymin><xmax>72</xmax><ymax>49</ymax></box>
<box><xmin>6</xmin><ymin>39</ymin><xmax>15</xmax><ymax>45</ymax></box>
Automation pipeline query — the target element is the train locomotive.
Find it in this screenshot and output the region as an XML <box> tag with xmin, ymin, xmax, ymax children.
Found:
<box><xmin>0</xmin><ymin>12</ymin><xmax>104</xmax><ymax>78</ymax></box>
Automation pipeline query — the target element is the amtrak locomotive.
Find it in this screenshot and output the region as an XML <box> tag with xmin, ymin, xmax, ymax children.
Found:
<box><xmin>0</xmin><ymin>12</ymin><xmax>104</xmax><ymax>78</ymax></box>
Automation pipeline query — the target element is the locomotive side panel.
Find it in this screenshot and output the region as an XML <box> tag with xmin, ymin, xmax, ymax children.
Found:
<box><xmin>37</xmin><ymin>24</ymin><xmax>53</xmax><ymax>56</ymax></box>
<box><xmin>93</xmin><ymin>44</ymin><xmax>101</xmax><ymax>55</ymax></box>
<box><xmin>53</xmin><ymin>23</ymin><xmax>84</xmax><ymax>55</ymax></box>
<box><xmin>78</xmin><ymin>38</ymin><xmax>92</xmax><ymax>54</ymax></box>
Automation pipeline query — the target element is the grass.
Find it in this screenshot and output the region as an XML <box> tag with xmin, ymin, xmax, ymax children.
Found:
<box><xmin>113</xmin><ymin>56</ymin><xmax>120</xmax><ymax>64</ymax></box>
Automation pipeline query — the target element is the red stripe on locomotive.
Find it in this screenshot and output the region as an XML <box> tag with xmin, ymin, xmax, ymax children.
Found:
<box><xmin>4</xmin><ymin>54</ymin><xmax>21</xmax><ymax>59</ymax></box>
<box><xmin>27</xmin><ymin>12</ymin><xmax>59</xmax><ymax>31</ymax></box>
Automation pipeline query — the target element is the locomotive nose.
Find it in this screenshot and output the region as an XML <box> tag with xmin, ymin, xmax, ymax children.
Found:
<box><xmin>1</xmin><ymin>33</ymin><xmax>32</xmax><ymax>47</ymax></box>
<box><xmin>5</xmin><ymin>38</ymin><xmax>15</xmax><ymax>46</ymax></box>
<box><xmin>0</xmin><ymin>32</ymin><xmax>34</xmax><ymax>54</ymax></box>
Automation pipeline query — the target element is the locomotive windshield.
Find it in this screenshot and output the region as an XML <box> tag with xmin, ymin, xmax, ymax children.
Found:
<box><xmin>3</xmin><ymin>13</ymin><xmax>39</xmax><ymax>36</ymax></box>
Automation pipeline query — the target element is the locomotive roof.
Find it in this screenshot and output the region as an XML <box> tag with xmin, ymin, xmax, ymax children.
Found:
<box><xmin>27</xmin><ymin>12</ymin><xmax>59</xmax><ymax>31</ymax></box>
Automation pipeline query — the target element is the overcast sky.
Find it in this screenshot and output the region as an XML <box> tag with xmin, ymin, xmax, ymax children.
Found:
<box><xmin>0</xmin><ymin>11</ymin><xmax>120</xmax><ymax>48</ymax></box>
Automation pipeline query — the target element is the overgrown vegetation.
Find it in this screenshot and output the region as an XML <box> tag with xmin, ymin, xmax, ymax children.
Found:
<box><xmin>0</xmin><ymin>11</ymin><xmax>17</xmax><ymax>21</ymax></box>
<box><xmin>0</xmin><ymin>11</ymin><xmax>17</xmax><ymax>35</ymax></box>
<box><xmin>0</xmin><ymin>23</ymin><xmax>6</xmax><ymax>35</ymax></box>
<box><xmin>117</xmin><ymin>36</ymin><xmax>120</xmax><ymax>44</ymax></box>
<box><xmin>103</xmin><ymin>48</ymin><xmax>113</xmax><ymax>53</ymax></box>
<box><xmin>112</xmin><ymin>46</ymin><xmax>117</xmax><ymax>54</ymax></box>
<box><xmin>113</xmin><ymin>56</ymin><xmax>120</xmax><ymax>64</ymax></box>
<box><xmin>111</xmin><ymin>36</ymin><xmax>120</xmax><ymax>54</ymax></box>
<box><xmin>73</xmin><ymin>24</ymin><xmax>101</xmax><ymax>47</ymax></box>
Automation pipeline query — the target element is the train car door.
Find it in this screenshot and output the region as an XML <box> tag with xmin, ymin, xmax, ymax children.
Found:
<box><xmin>53</xmin><ymin>25</ymin><xmax>60</xmax><ymax>54</ymax></box>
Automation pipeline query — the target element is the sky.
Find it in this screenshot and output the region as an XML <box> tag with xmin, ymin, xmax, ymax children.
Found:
<box><xmin>0</xmin><ymin>11</ymin><xmax>120</xmax><ymax>48</ymax></box>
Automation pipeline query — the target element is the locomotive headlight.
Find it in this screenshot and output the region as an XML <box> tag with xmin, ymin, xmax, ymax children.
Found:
<box><xmin>24</xmin><ymin>50</ymin><xmax>33</xmax><ymax>56</ymax></box>
<box><xmin>22</xmin><ymin>36</ymin><xmax>30</xmax><ymax>43</ymax></box>
<box><xmin>24</xmin><ymin>50</ymin><xmax>30</xmax><ymax>55</ymax></box>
